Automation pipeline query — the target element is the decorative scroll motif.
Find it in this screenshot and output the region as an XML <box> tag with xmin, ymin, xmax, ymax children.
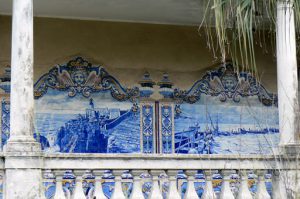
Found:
<box><xmin>1</xmin><ymin>100</ymin><xmax>10</xmax><ymax>147</ymax></box>
<box><xmin>142</xmin><ymin>104</ymin><xmax>154</xmax><ymax>153</ymax></box>
<box><xmin>160</xmin><ymin>104</ymin><xmax>173</xmax><ymax>154</ymax></box>
<box><xmin>34</xmin><ymin>57</ymin><xmax>139</xmax><ymax>102</ymax></box>
<box><xmin>173</xmin><ymin>62</ymin><xmax>277</xmax><ymax>107</ymax></box>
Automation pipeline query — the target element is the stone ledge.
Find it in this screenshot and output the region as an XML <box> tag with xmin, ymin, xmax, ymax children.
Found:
<box><xmin>5</xmin><ymin>156</ymin><xmax>43</xmax><ymax>169</ymax></box>
<box><xmin>43</xmin><ymin>153</ymin><xmax>278</xmax><ymax>160</ymax></box>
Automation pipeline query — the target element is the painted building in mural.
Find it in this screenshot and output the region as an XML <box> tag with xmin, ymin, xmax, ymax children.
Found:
<box><xmin>33</xmin><ymin>57</ymin><xmax>141</xmax><ymax>153</ymax></box>
<box><xmin>0</xmin><ymin>57</ymin><xmax>279</xmax><ymax>155</ymax></box>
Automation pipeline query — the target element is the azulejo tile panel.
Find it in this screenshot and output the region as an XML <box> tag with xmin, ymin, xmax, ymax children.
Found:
<box><xmin>1</xmin><ymin>100</ymin><xmax>10</xmax><ymax>147</ymax></box>
<box><xmin>160</xmin><ymin>103</ymin><xmax>174</xmax><ymax>154</ymax></box>
<box><xmin>33</xmin><ymin>57</ymin><xmax>141</xmax><ymax>153</ymax></box>
<box><xmin>173</xmin><ymin>63</ymin><xmax>279</xmax><ymax>154</ymax></box>
<box><xmin>0</xmin><ymin>58</ymin><xmax>279</xmax><ymax>155</ymax></box>
<box><xmin>141</xmin><ymin>103</ymin><xmax>155</xmax><ymax>153</ymax></box>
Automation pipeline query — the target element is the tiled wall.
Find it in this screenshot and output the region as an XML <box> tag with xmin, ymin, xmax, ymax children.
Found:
<box><xmin>0</xmin><ymin>57</ymin><xmax>279</xmax><ymax>154</ymax></box>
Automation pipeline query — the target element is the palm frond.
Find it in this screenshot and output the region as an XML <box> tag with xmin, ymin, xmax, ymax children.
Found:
<box><xmin>199</xmin><ymin>0</ymin><xmax>299</xmax><ymax>73</ymax></box>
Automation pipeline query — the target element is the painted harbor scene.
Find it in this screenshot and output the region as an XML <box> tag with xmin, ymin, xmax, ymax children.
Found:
<box><xmin>174</xmin><ymin>95</ymin><xmax>279</xmax><ymax>154</ymax></box>
<box><xmin>34</xmin><ymin>89</ymin><xmax>141</xmax><ymax>153</ymax></box>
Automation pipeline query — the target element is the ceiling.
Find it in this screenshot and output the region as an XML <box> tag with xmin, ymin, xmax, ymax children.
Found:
<box><xmin>0</xmin><ymin>0</ymin><xmax>204</xmax><ymax>26</ymax></box>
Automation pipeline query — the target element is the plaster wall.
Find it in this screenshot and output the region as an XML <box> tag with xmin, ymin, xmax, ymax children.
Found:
<box><xmin>0</xmin><ymin>15</ymin><xmax>277</xmax><ymax>95</ymax></box>
<box><xmin>0</xmin><ymin>15</ymin><xmax>279</xmax><ymax>155</ymax></box>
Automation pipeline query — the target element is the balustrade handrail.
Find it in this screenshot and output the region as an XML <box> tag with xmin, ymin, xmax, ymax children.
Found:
<box><xmin>0</xmin><ymin>152</ymin><xmax>297</xmax><ymax>170</ymax></box>
<box><xmin>41</xmin><ymin>153</ymin><xmax>298</xmax><ymax>170</ymax></box>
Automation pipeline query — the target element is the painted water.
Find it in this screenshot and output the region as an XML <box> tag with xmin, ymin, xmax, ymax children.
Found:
<box><xmin>174</xmin><ymin>96</ymin><xmax>279</xmax><ymax>154</ymax></box>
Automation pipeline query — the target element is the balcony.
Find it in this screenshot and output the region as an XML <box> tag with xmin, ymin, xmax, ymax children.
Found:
<box><xmin>42</xmin><ymin>154</ymin><xmax>299</xmax><ymax>198</ymax></box>
<box><xmin>0</xmin><ymin>0</ymin><xmax>299</xmax><ymax>198</ymax></box>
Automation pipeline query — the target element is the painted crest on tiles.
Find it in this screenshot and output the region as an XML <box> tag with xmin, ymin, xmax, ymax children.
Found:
<box><xmin>34</xmin><ymin>57</ymin><xmax>139</xmax><ymax>101</ymax></box>
<box><xmin>173</xmin><ymin>63</ymin><xmax>277</xmax><ymax>106</ymax></box>
<box><xmin>33</xmin><ymin>57</ymin><xmax>141</xmax><ymax>153</ymax></box>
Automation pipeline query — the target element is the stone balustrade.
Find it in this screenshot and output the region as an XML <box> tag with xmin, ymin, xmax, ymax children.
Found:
<box><xmin>0</xmin><ymin>153</ymin><xmax>297</xmax><ymax>198</ymax></box>
<box><xmin>36</xmin><ymin>153</ymin><xmax>299</xmax><ymax>199</ymax></box>
<box><xmin>42</xmin><ymin>168</ymin><xmax>278</xmax><ymax>199</ymax></box>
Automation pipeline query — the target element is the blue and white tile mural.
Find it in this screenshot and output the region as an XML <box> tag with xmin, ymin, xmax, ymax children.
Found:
<box><xmin>160</xmin><ymin>104</ymin><xmax>174</xmax><ymax>154</ymax></box>
<box><xmin>141</xmin><ymin>103</ymin><xmax>155</xmax><ymax>153</ymax></box>
<box><xmin>1</xmin><ymin>100</ymin><xmax>10</xmax><ymax>147</ymax></box>
<box><xmin>173</xmin><ymin>63</ymin><xmax>279</xmax><ymax>154</ymax></box>
<box><xmin>33</xmin><ymin>57</ymin><xmax>141</xmax><ymax>153</ymax></box>
<box><xmin>35</xmin><ymin>90</ymin><xmax>140</xmax><ymax>153</ymax></box>
<box><xmin>0</xmin><ymin>58</ymin><xmax>279</xmax><ymax>154</ymax></box>
<box><xmin>174</xmin><ymin>97</ymin><xmax>279</xmax><ymax>154</ymax></box>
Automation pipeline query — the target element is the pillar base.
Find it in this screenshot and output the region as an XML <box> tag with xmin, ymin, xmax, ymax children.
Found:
<box><xmin>5</xmin><ymin>168</ymin><xmax>42</xmax><ymax>199</ymax></box>
<box><xmin>280</xmin><ymin>143</ymin><xmax>300</xmax><ymax>155</ymax></box>
<box><xmin>4</xmin><ymin>138</ymin><xmax>41</xmax><ymax>156</ymax></box>
<box><xmin>4</xmin><ymin>143</ymin><xmax>43</xmax><ymax>199</ymax></box>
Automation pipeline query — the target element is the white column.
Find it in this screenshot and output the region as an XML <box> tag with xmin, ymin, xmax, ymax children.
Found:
<box><xmin>295</xmin><ymin>170</ymin><xmax>300</xmax><ymax>199</ymax></box>
<box><xmin>111</xmin><ymin>170</ymin><xmax>126</xmax><ymax>199</ymax></box>
<box><xmin>272</xmin><ymin>170</ymin><xmax>287</xmax><ymax>199</ymax></box>
<box><xmin>93</xmin><ymin>170</ymin><xmax>107</xmax><ymax>199</ymax></box>
<box><xmin>131</xmin><ymin>170</ymin><xmax>146</xmax><ymax>199</ymax></box>
<box><xmin>185</xmin><ymin>170</ymin><xmax>199</xmax><ymax>199</ymax></box>
<box><xmin>219</xmin><ymin>170</ymin><xmax>235</xmax><ymax>199</ymax></box>
<box><xmin>150</xmin><ymin>170</ymin><xmax>163</xmax><ymax>199</ymax></box>
<box><xmin>5</xmin><ymin>0</ymin><xmax>42</xmax><ymax>198</ymax></box>
<box><xmin>166</xmin><ymin>170</ymin><xmax>181</xmax><ymax>199</ymax></box>
<box><xmin>202</xmin><ymin>170</ymin><xmax>216</xmax><ymax>199</ymax></box>
<box><xmin>237</xmin><ymin>170</ymin><xmax>253</xmax><ymax>199</ymax></box>
<box><xmin>8</xmin><ymin>0</ymin><xmax>38</xmax><ymax>146</ymax></box>
<box><xmin>276</xmin><ymin>0</ymin><xmax>299</xmax><ymax>146</ymax></box>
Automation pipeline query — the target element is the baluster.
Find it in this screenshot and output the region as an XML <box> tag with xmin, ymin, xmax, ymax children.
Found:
<box><xmin>54</xmin><ymin>170</ymin><xmax>66</xmax><ymax>199</ymax></box>
<box><xmin>272</xmin><ymin>170</ymin><xmax>287</xmax><ymax>199</ymax></box>
<box><xmin>237</xmin><ymin>170</ymin><xmax>253</xmax><ymax>199</ymax></box>
<box><xmin>150</xmin><ymin>170</ymin><xmax>164</xmax><ymax>199</ymax></box>
<box><xmin>131</xmin><ymin>170</ymin><xmax>146</xmax><ymax>199</ymax></box>
<box><xmin>92</xmin><ymin>170</ymin><xmax>106</xmax><ymax>199</ymax></box>
<box><xmin>219</xmin><ymin>170</ymin><xmax>235</xmax><ymax>199</ymax></box>
<box><xmin>42</xmin><ymin>170</ymin><xmax>55</xmax><ymax>199</ymax></box>
<box><xmin>202</xmin><ymin>170</ymin><xmax>216</xmax><ymax>199</ymax></box>
<box><xmin>111</xmin><ymin>170</ymin><xmax>126</xmax><ymax>199</ymax></box>
<box><xmin>73</xmin><ymin>170</ymin><xmax>86</xmax><ymax>199</ymax></box>
<box><xmin>185</xmin><ymin>170</ymin><xmax>199</xmax><ymax>199</ymax></box>
<box><xmin>166</xmin><ymin>170</ymin><xmax>181</xmax><ymax>199</ymax></box>
<box><xmin>160</xmin><ymin>172</ymin><xmax>169</xmax><ymax>198</ymax></box>
<box><xmin>255</xmin><ymin>170</ymin><xmax>271</xmax><ymax>199</ymax></box>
